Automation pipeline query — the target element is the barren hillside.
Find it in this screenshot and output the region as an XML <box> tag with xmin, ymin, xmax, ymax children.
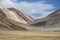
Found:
<box><xmin>0</xmin><ymin>5</ymin><xmax>35</xmax><ymax>31</ymax></box>
<box><xmin>8</xmin><ymin>8</ymin><xmax>34</xmax><ymax>24</ymax></box>
<box><xmin>29</xmin><ymin>9</ymin><xmax>60</xmax><ymax>31</ymax></box>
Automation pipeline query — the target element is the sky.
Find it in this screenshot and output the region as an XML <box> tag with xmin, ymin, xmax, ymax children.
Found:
<box><xmin>0</xmin><ymin>0</ymin><xmax>60</xmax><ymax>19</ymax></box>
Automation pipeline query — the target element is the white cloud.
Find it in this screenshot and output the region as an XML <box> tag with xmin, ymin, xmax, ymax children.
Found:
<box><xmin>0</xmin><ymin>0</ymin><xmax>14</xmax><ymax>7</ymax></box>
<box><xmin>0</xmin><ymin>0</ymin><xmax>55</xmax><ymax>19</ymax></box>
<box><xmin>31</xmin><ymin>10</ymin><xmax>36</xmax><ymax>13</ymax></box>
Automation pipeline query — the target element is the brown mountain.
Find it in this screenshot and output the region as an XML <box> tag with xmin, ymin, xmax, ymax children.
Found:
<box><xmin>0</xmin><ymin>5</ymin><xmax>35</xmax><ymax>31</ymax></box>
<box><xmin>29</xmin><ymin>9</ymin><xmax>60</xmax><ymax>31</ymax></box>
<box><xmin>8</xmin><ymin>8</ymin><xmax>34</xmax><ymax>24</ymax></box>
<box><xmin>0</xmin><ymin>5</ymin><xmax>60</xmax><ymax>31</ymax></box>
<box><xmin>0</xmin><ymin>5</ymin><xmax>34</xmax><ymax>24</ymax></box>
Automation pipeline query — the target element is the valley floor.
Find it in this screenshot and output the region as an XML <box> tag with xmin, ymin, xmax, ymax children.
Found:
<box><xmin>0</xmin><ymin>31</ymin><xmax>60</xmax><ymax>40</ymax></box>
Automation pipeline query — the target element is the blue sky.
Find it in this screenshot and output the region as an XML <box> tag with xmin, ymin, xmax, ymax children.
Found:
<box><xmin>0</xmin><ymin>0</ymin><xmax>60</xmax><ymax>19</ymax></box>
<box><xmin>16</xmin><ymin>0</ymin><xmax>60</xmax><ymax>9</ymax></box>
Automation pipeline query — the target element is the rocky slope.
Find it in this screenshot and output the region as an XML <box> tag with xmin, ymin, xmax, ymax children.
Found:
<box><xmin>0</xmin><ymin>5</ymin><xmax>60</xmax><ymax>31</ymax></box>
<box><xmin>29</xmin><ymin>9</ymin><xmax>60</xmax><ymax>31</ymax></box>
<box><xmin>0</xmin><ymin>5</ymin><xmax>34</xmax><ymax>24</ymax></box>
<box><xmin>8</xmin><ymin>8</ymin><xmax>34</xmax><ymax>24</ymax></box>
<box><xmin>0</xmin><ymin>5</ymin><xmax>35</xmax><ymax>31</ymax></box>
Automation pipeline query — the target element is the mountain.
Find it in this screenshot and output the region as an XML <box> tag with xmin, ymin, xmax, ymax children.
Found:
<box><xmin>0</xmin><ymin>5</ymin><xmax>34</xmax><ymax>24</ymax></box>
<box><xmin>8</xmin><ymin>8</ymin><xmax>34</xmax><ymax>24</ymax></box>
<box><xmin>29</xmin><ymin>9</ymin><xmax>60</xmax><ymax>31</ymax></box>
<box><xmin>0</xmin><ymin>5</ymin><xmax>35</xmax><ymax>31</ymax></box>
<box><xmin>0</xmin><ymin>13</ymin><xmax>27</xmax><ymax>31</ymax></box>
<box><xmin>0</xmin><ymin>5</ymin><xmax>60</xmax><ymax>31</ymax></box>
<box><xmin>45</xmin><ymin>9</ymin><xmax>60</xmax><ymax>26</ymax></box>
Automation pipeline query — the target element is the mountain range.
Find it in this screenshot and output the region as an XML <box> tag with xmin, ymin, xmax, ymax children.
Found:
<box><xmin>0</xmin><ymin>5</ymin><xmax>60</xmax><ymax>31</ymax></box>
<box><xmin>29</xmin><ymin>9</ymin><xmax>60</xmax><ymax>31</ymax></box>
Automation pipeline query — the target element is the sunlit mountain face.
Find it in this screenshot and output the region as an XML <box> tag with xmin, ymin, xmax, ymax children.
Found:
<box><xmin>0</xmin><ymin>5</ymin><xmax>60</xmax><ymax>31</ymax></box>
<box><xmin>0</xmin><ymin>5</ymin><xmax>35</xmax><ymax>31</ymax></box>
